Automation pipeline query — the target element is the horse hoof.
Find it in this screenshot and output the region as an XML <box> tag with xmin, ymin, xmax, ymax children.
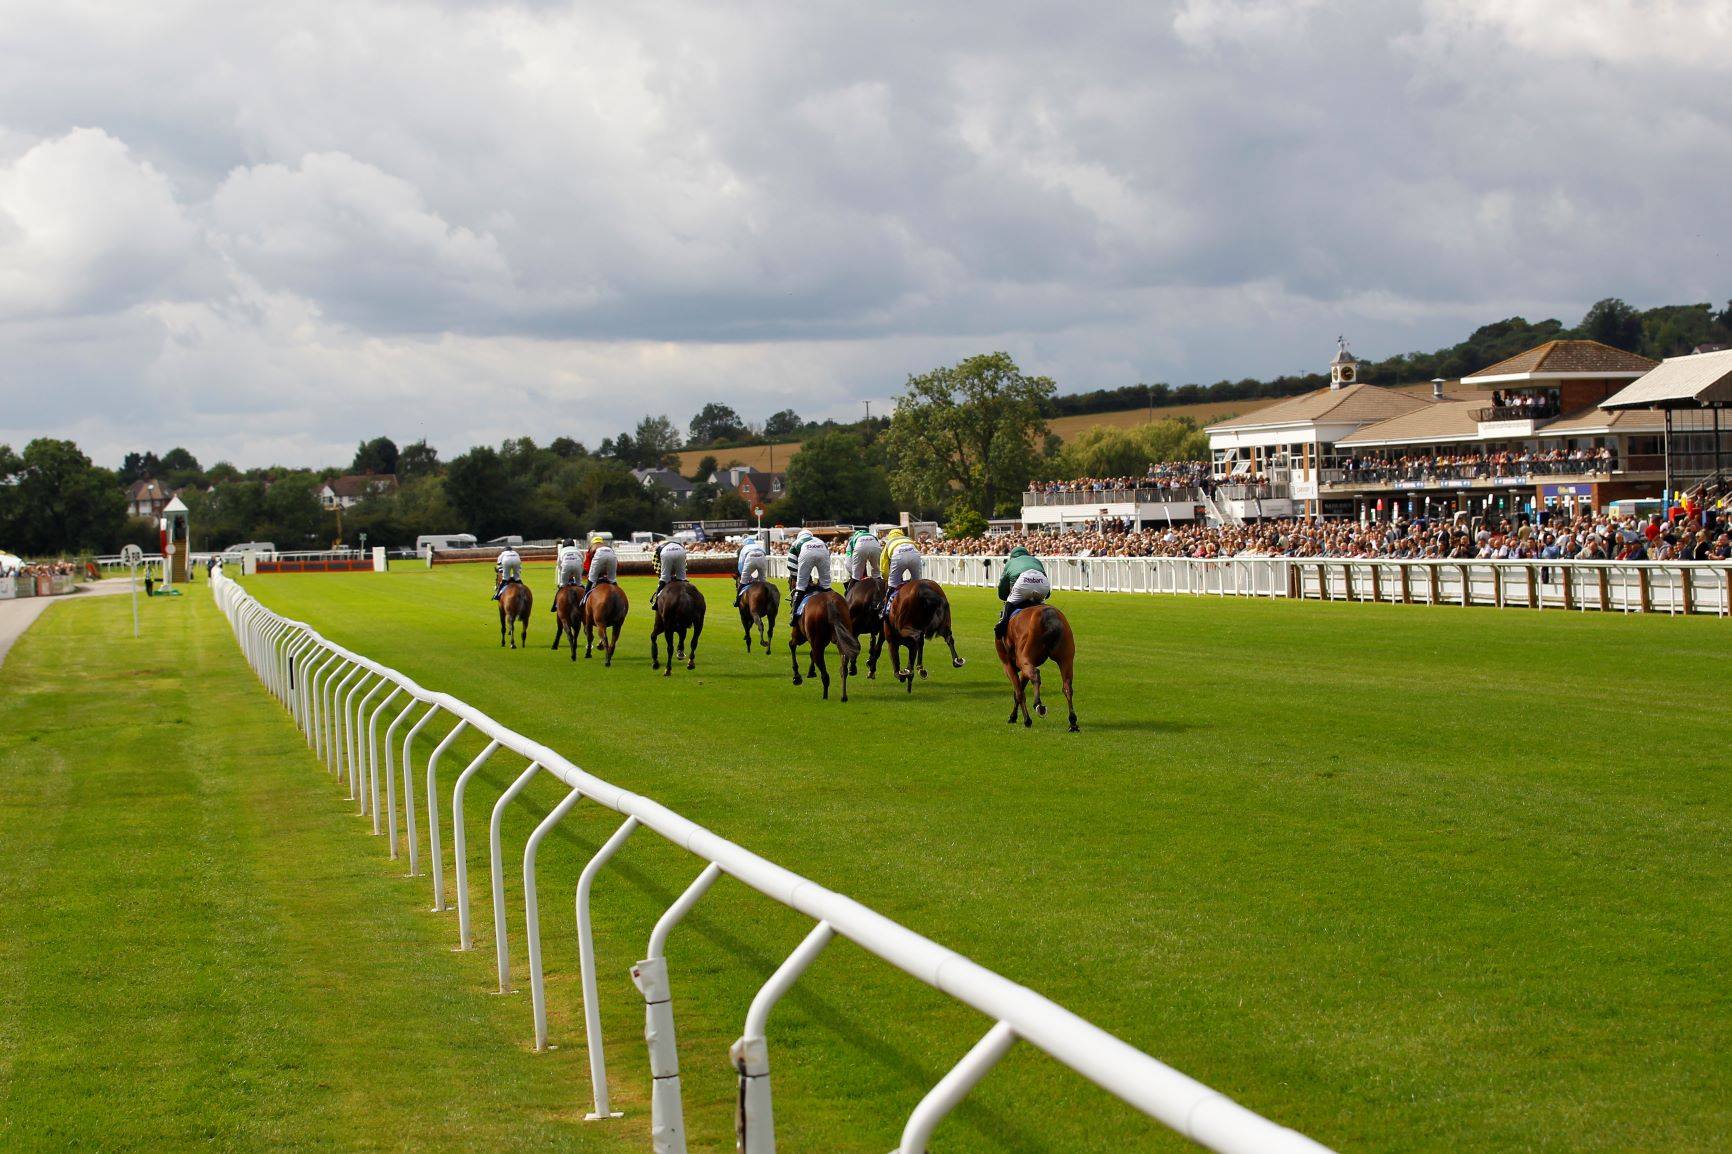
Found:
<box><xmin>1023</xmin><ymin>716</ymin><xmax>1033</xmax><ymax>728</ymax></box>
<box><xmin>919</xmin><ymin>668</ymin><xmax>928</xmax><ymax>679</ymax></box>
<box><xmin>953</xmin><ymin>658</ymin><xmax>966</xmax><ymax>668</ymax></box>
<box><xmin>1036</xmin><ymin>703</ymin><xmax>1047</xmax><ymax>717</ymax></box>
<box><xmin>1069</xmin><ymin>723</ymin><xmax>1080</xmax><ymax>733</ymax></box>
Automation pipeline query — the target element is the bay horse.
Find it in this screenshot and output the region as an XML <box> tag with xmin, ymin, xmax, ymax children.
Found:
<box><xmin>582</xmin><ymin>583</ymin><xmax>628</xmax><ymax>666</ymax></box>
<box><xmin>498</xmin><ymin>581</ymin><xmax>532</xmax><ymax>649</ymax></box>
<box><xmin>651</xmin><ymin>580</ymin><xmax>705</xmax><ymax>676</ymax></box>
<box><xmin>738</xmin><ymin>579</ymin><xmax>780</xmax><ymax>653</ymax></box>
<box><xmin>843</xmin><ymin>575</ymin><xmax>886</xmax><ymax>677</ymax></box>
<box><xmin>997</xmin><ymin>603</ymin><xmax>1078</xmax><ymax>731</ymax></box>
<box><xmin>880</xmin><ymin>579</ymin><xmax>964</xmax><ymax>692</ymax></box>
<box><xmin>789</xmin><ymin>589</ymin><xmax>860</xmax><ymax>701</ymax></box>
<box><xmin>550</xmin><ymin>584</ymin><xmax>582</xmax><ymax>661</ymax></box>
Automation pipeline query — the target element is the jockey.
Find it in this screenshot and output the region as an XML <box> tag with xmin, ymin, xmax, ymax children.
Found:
<box><xmin>492</xmin><ymin>545</ymin><xmax>522</xmax><ymax>600</ymax></box>
<box><xmin>843</xmin><ymin>528</ymin><xmax>881</xmax><ymax>590</ymax></box>
<box><xmin>577</xmin><ymin>534</ymin><xmax>617</xmax><ymax>608</ymax></box>
<box><xmin>734</xmin><ymin>532</ymin><xmax>769</xmax><ymax>607</ymax></box>
<box><xmin>879</xmin><ymin>528</ymin><xmax>922</xmax><ymax>618</ymax></box>
<box><xmin>653</xmin><ymin>539</ymin><xmax>687</xmax><ymax>608</ymax></box>
<box><xmin>790</xmin><ymin>533</ymin><xmax>833</xmax><ymax>616</ymax></box>
<box><xmin>994</xmin><ymin>546</ymin><xmax>1051</xmax><ymax>640</ymax></box>
<box><xmin>551</xmin><ymin>538</ymin><xmax>583</xmax><ymax>611</ymax></box>
<box><xmin>784</xmin><ymin>528</ymin><xmax>815</xmax><ymax>591</ymax></box>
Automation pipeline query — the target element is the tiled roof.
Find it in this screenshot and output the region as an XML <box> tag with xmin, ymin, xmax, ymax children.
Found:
<box><xmin>1601</xmin><ymin>347</ymin><xmax>1732</xmax><ymax>410</ymax></box>
<box><xmin>1463</xmin><ymin>339</ymin><xmax>1656</xmax><ymax>382</ymax></box>
<box><xmin>325</xmin><ymin>474</ymin><xmax>399</xmax><ymax>499</ymax></box>
<box><xmin>1336</xmin><ymin>402</ymin><xmax>1482</xmax><ymax>446</ymax></box>
<box><xmin>1207</xmin><ymin>383</ymin><xmax>1432</xmax><ymax>432</ymax></box>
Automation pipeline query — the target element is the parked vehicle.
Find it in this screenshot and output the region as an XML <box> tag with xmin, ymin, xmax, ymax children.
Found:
<box><xmin>415</xmin><ymin>533</ymin><xmax>478</xmax><ymax>558</ymax></box>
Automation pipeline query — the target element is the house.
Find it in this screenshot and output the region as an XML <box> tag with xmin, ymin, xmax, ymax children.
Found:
<box><xmin>710</xmin><ymin>466</ymin><xmax>785</xmax><ymax>508</ymax></box>
<box><xmin>319</xmin><ymin>473</ymin><xmax>399</xmax><ymax>510</ymax></box>
<box><xmin>126</xmin><ymin>477</ymin><xmax>172</xmax><ymax>519</ymax></box>
<box><xmin>631</xmin><ymin>467</ymin><xmax>698</xmax><ymax>498</ymax></box>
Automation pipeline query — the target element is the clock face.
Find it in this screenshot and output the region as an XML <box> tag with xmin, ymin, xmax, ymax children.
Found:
<box><xmin>1339</xmin><ymin>366</ymin><xmax>1355</xmax><ymax>382</ymax></box>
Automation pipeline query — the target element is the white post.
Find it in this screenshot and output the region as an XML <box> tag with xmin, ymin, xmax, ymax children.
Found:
<box><xmin>365</xmin><ymin>686</ymin><xmax>402</xmax><ymax>828</ymax></box>
<box><xmin>398</xmin><ymin>704</ymin><xmax>441</xmax><ymax>876</ymax></box>
<box><xmin>633</xmin><ymin>862</ymin><xmax>723</xmax><ymax>1154</ymax></box>
<box><xmin>451</xmin><ymin>741</ymin><xmax>502</xmax><ymax>948</ymax></box>
<box><xmin>488</xmin><ymin>761</ymin><xmax>543</xmax><ymax>990</ymax></box>
<box><xmin>379</xmin><ymin>697</ymin><xmax>418</xmax><ymax>855</ymax></box>
<box><xmin>895</xmin><ymin>1021</ymin><xmax>1019</xmax><ymax>1154</ymax></box>
<box><xmin>576</xmin><ymin>816</ymin><xmax>638</xmax><ymax>1120</ymax></box>
<box><xmin>732</xmin><ymin>921</ymin><xmax>836</xmax><ymax>1154</ymax></box>
<box><xmin>524</xmin><ymin>787</ymin><xmax>586</xmax><ymax>1051</ymax></box>
<box><xmin>425</xmin><ymin>720</ymin><xmax>470</xmax><ymax>908</ymax></box>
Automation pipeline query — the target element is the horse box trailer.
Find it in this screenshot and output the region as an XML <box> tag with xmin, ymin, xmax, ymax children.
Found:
<box><xmin>416</xmin><ymin>533</ymin><xmax>478</xmax><ymax>558</ymax></box>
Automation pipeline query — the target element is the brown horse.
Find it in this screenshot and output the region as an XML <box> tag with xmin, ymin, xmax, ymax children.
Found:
<box><xmin>843</xmin><ymin>576</ymin><xmax>886</xmax><ymax>677</ymax></box>
<box><xmin>880</xmin><ymin>579</ymin><xmax>964</xmax><ymax>692</ymax></box>
<box><xmin>550</xmin><ymin>584</ymin><xmax>583</xmax><ymax>661</ymax></box>
<box><xmin>738</xmin><ymin>579</ymin><xmax>780</xmax><ymax>653</ymax></box>
<box><xmin>582</xmin><ymin>582</ymin><xmax>628</xmax><ymax>666</ymax></box>
<box><xmin>996</xmin><ymin>603</ymin><xmax>1078</xmax><ymax>731</ymax></box>
<box><xmin>789</xmin><ymin>589</ymin><xmax>860</xmax><ymax>701</ymax></box>
<box><xmin>651</xmin><ymin>580</ymin><xmax>705</xmax><ymax>676</ymax></box>
<box><xmin>498</xmin><ymin>581</ymin><xmax>532</xmax><ymax>649</ymax></box>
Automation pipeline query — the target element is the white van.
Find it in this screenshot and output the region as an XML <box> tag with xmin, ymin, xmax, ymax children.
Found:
<box><xmin>221</xmin><ymin>541</ymin><xmax>277</xmax><ymax>559</ymax></box>
<box><xmin>416</xmin><ymin>533</ymin><xmax>478</xmax><ymax>558</ymax></box>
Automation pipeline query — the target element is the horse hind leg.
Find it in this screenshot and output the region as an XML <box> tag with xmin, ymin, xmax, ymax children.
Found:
<box><xmin>1024</xmin><ymin>665</ymin><xmax>1046</xmax><ymax>717</ymax></box>
<box><xmin>686</xmin><ymin>620</ymin><xmax>701</xmax><ymax>671</ymax></box>
<box><xmin>814</xmin><ymin>644</ymin><xmax>831</xmax><ymax>700</ymax></box>
<box><xmin>788</xmin><ymin>633</ymin><xmax>803</xmax><ymax>685</ymax></box>
<box><xmin>915</xmin><ymin>636</ymin><xmax>928</xmax><ymax>679</ymax></box>
<box><xmin>651</xmin><ymin>626</ymin><xmax>661</xmax><ymax>671</ymax></box>
<box><xmin>1058</xmin><ymin>652</ymin><xmax>1078</xmax><ymax>732</ymax></box>
<box><xmin>944</xmin><ymin>628</ymin><xmax>965</xmax><ymax>668</ymax></box>
<box><xmin>606</xmin><ymin>623</ymin><xmax>620</xmax><ymax>667</ymax></box>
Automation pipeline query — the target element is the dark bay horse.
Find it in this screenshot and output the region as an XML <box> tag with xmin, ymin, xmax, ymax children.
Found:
<box><xmin>738</xmin><ymin>579</ymin><xmax>780</xmax><ymax>653</ymax></box>
<box><xmin>996</xmin><ymin>603</ymin><xmax>1078</xmax><ymax>731</ymax></box>
<box><xmin>651</xmin><ymin>580</ymin><xmax>705</xmax><ymax>676</ymax></box>
<box><xmin>881</xmin><ymin>579</ymin><xmax>964</xmax><ymax>692</ymax></box>
<box><xmin>789</xmin><ymin>589</ymin><xmax>860</xmax><ymax>701</ymax></box>
<box><xmin>582</xmin><ymin>583</ymin><xmax>628</xmax><ymax>666</ymax></box>
<box><xmin>844</xmin><ymin>575</ymin><xmax>886</xmax><ymax>677</ymax></box>
<box><xmin>550</xmin><ymin>584</ymin><xmax>582</xmax><ymax>661</ymax></box>
<box><xmin>498</xmin><ymin>581</ymin><xmax>532</xmax><ymax>649</ymax></box>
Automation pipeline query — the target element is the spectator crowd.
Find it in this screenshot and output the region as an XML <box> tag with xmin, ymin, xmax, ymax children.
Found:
<box><xmin>1026</xmin><ymin>463</ymin><xmax>1215</xmax><ymax>498</ymax></box>
<box><xmin>1338</xmin><ymin>447</ymin><xmax>1616</xmax><ymax>484</ymax></box>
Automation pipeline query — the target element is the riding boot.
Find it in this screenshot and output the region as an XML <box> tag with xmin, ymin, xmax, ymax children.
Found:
<box><xmin>577</xmin><ymin>581</ymin><xmax>592</xmax><ymax>608</ymax></box>
<box><xmin>994</xmin><ymin>601</ymin><xmax>1013</xmax><ymax>640</ymax></box>
<box><xmin>733</xmin><ymin>582</ymin><xmax>746</xmax><ymax>608</ymax></box>
<box><xmin>652</xmin><ymin>579</ymin><xmax>666</xmax><ymax>609</ymax></box>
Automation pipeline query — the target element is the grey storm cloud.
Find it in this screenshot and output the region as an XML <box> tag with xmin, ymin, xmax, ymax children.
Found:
<box><xmin>0</xmin><ymin>0</ymin><xmax>1728</xmax><ymax>466</ymax></box>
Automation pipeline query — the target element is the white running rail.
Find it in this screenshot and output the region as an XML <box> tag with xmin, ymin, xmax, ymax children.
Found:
<box><xmin>210</xmin><ymin>565</ymin><xmax>1336</xmax><ymax>1154</ymax></box>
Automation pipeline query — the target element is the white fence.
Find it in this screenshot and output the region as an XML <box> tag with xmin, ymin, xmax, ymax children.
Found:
<box><xmin>923</xmin><ymin>554</ymin><xmax>1732</xmax><ymax>616</ymax></box>
<box><xmin>210</xmin><ymin>567</ymin><xmax>1334</xmax><ymax>1154</ymax></box>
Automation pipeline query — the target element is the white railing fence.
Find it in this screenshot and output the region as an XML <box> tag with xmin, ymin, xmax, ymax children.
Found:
<box><xmin>923</xmin><ymin>555</ymin><xmax>1732</xmax><ymax>616</ymax></box>
<box><xmin>208</xmin><ymin>566</ymin><xmax>1334</xmax><ymax>1154</ymax></box>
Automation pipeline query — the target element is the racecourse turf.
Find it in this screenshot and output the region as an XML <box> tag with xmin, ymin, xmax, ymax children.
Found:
<box><xmin>2</xmin><ymin>568</ymin><xmax>1728</xmax><ymax>1153</ymax></box>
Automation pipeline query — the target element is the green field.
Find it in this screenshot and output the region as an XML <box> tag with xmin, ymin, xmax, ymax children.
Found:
<box><xmin>3</xmin><ymin>570</ymin><xmax>1729</xmax><ymax>1153</ymax></box>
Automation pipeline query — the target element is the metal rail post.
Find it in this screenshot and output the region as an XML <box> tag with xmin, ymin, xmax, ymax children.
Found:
<box><xmin>524</xmin><ymin>787</ymin><xmax>586</xmax><ymax>1051</ymax></box>
<box><xmin>379</xmin><ymin>697</ymin><xmax>419</xmax><ymax>854</ymax></box>
<box><xmin>451</xmin><ymin>740</ymin><xmax>502</xmax><ymax>948</ymax></box>
<box><xmin>576</xmin><ymin>816</ymin><xmax>638</xmax><ymax>1120</ymax></box>
<box><xmin>895</xmin><ymin>1020</ymin><xmax>1019</xmax><ymax>1154</ymax></box>
<box><xmin>364</xmin><ymin>685</ymin><xmax>401</xmax><ymax>826</ymax></box>
<box><xmin>398</xmin><ymin>704</ymin><xmax>442</xmax><ymax>875</ymax></box>
<box><xmin>732</xmin><ymin>921</ymin><xmax>835</xmax><ymax>1154</ymax></box>
<box><xmin>488</xmin><ymin>761</ymin><xmax>544</xmax><ymax>991</ymax></box>
<box><xmin>425</xmin><ymin>721</ymin><xmax>471</xmax><ymax>910</ymax></box>
<box><xmin>633</xmin><ymin>862</ymin><xmax>723</xmax><ymax>1154</ymax></box>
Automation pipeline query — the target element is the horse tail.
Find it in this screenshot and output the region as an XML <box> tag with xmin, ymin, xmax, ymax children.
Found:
<box><xmin>1039</xmin><ymin>605</ymin><xmax>1065</xmax><ymax>654</ymax></box>
<box><xmin>825</xmin><ymin>595</ymin><xmax>861</xmax><ymax>659</ymax></box>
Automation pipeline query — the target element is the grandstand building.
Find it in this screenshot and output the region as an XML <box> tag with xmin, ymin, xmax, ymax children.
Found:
<box><xmin>1207</xmin><ymin>338</ymin><xmax>1664</xmax><ymax>519</ymax></box>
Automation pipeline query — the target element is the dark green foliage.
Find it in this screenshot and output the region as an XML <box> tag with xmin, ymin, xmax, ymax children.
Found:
<box><xmin>688</xmin><ymin>402</ymin><xmax>747</xmax><ymax>446</ymax></box>
<box><xmin>351</xmin><ymin>436</ymin><xmax>400</xmax><ymax>475</ymax></box>
<box><xmin>0</xmin><ymin>438</ymin><xmax>127</xmax><ymax>555</ymax></box>
<box><xmin>782</xmin><ymin>429</ymin><xmax>895</xmax><ymax>524</ymax></box>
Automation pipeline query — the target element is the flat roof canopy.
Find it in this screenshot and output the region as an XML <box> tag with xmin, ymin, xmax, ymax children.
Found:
<box><xmin>1602</xmin><ymin>348</ymin><xmax>1732</xmax><ymax>410</ymax></box>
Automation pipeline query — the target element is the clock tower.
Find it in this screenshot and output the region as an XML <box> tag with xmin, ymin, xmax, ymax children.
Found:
<box><xmin>1330</xmin><ymin>335</ymin><xmax>1360</xmax><ymax>390</ymax></box>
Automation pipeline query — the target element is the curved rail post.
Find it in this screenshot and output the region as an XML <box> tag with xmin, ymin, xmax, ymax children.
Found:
<box><xmin>576</xmin><ymin>815</ymin><xmax>638</xmax><ymax>1120</ymax></box>
<box><xmin>325</xmin><ymin>663</ymin><xmax>361</xmax><ymax>772</ymax></box>
<box><xmin>379</xmin><ymin>697</ymin><xmax>419</xmax><ymax>855</ymax></box>
<box><xmin>894</xmin><ymin>1020</ymin><xmax>1019</xmax><ymax>1154</ymax></box>
<box><xmin>342</xmin><ymin>672</ymin><xmax>378</xmax><ymax>796</ymax></box>
<box><xmin>425</xmin><ymin>720</ymin><xmax>470</xmax><ymax>909</ymax></box>
<box><xmin>309</xmin><ymin>650</ymin><xmax>343</xmax><ymax>757</ymax></box>
<box><xmin>303</xmin><ymin>649</ymin><xmax>339</xmax><ymax>750</ymax></box>
<box><xmin>524</xmin><ymin>787</ymin><xmax>586</xmax><ymax>1051</ymax></box>
<box><xmin>732</xmin><ymin>921</ymin><xmax>836</xmax><ymax>1154</ymax></box>
<box><xmin>398</xmin><ymin>703</ymin><xmax>441</xmax><ymax>876</ymax></box>
<box><xmin>632</xmin><ymin>861</ymin><xmax>723</xmax><ymax>1153</ymax></box>
<box><xmin>451</xmin><ymin>740</ymin><xmax>501</xmax><ymax>949</ymax></box>
<box><xmin>364</xmin><ymin>685</ymin><xmax>402</xmax><ymax>828</ymax></box>
<box><xmin>488</xmin><ymin>760</ymin><xmax>543</xmax><ymax>991</ymax></box>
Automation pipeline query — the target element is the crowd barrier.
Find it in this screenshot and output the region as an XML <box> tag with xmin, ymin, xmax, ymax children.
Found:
<box><xmin>210</xmin><ymin>566</ymin><xmax>1333</xmax><ymax>1154</ymax></box>
<box><xmin>0</xmin><ymin>573</ymin><xmax>78</xmax><ymax>600</ymax></box>
<box><xmin>923</xmin><ymin>555</ymin><xmax>1732</xmax><ymax>616</ymax></box>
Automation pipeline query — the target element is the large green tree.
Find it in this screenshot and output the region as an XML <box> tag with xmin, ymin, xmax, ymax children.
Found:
<box><xmin>883</xmin><ymin>352</ymin><xmax>1056</xmax><ymax>517</ymax></box>
<box><xmin>351</xmin><ymin>436</ymin><xmax>399</xmax><ymax>475</ymax></box>
<box><xmin>782</xmin><ymin>430</ymin><xmax>895</xmax><ymax>523</ymax></box>
<box><xmin>443</xmin><ymin>446</ymin><xmax>519</xmax><ymax>538</ymax></box>
<box><xmin>7</xmin><ymin>439</ymin><xmax>127</xmax><ymax>554</ymax></box>
<box><xmin>688</xmin><ymin>403</ymin><xmax>747</xmax><ymax>446</ymax></box>
<box><xmin>1578</xmin><ymin>298</ymin><xmax>1644</xmax><ymax>352</ymax></box>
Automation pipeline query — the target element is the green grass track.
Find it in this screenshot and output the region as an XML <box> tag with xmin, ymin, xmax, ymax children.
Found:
<box><xmin>3</xmin><ymin>566</ymin><xmax>1729</xmax><ymax>1152</ymax></box>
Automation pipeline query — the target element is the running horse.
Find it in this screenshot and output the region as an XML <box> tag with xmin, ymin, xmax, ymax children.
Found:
<box><xmin>550</xmin><ymin>584</ymin><xmax>583</xmax><ymax>661</ymax></box>
<box><xmin>879</xmin><ymin>578</ymin><xmax>964</xmax><ymax>692</ymax></box>
<box><xmin>843</xmin><ymin>575</ymin><xmax>886</xmax><ymax>677</ymax></box>
<box><xmin>582</xmin><ymin>582</ymin><xmax>629</xmax><ymax>666</ymax></box>
<box><xmin>738</xmin><ymin>579</ymin><xmax>780</xmax><ymax>653</ymax></box>
<box><xmin>997</xmin><ymin>603</ymin><xmax>1079</xmax><ymax>731</ymax></box>
<box><xmin>789</xmin><ymin>589</ymin><xmax>860</xmax><ymax>701</ymax></box>
<box><xmin>498</xmin><ymin>581</ymin><xmax>533</xmax><ymax>649</ymax></box>
<box><xmin>651</xmin><ymin>580</ymin><xmax>705</xmax><ymax>676</ymax></box>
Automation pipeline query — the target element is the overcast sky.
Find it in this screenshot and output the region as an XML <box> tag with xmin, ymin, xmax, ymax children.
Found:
<box><xmin>1</xmin><ymin>1</ymin><xmax>1728</xmax><ymax>469</ymax></box>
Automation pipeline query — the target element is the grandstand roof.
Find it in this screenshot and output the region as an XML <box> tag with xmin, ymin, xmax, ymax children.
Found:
<box><xmin>1336</xmin><ymin>401</ymin><xmax>1482</xmax><ymax>447</ymax></box>
<box><xmin>1463</xmin><ymin>340</ymin><xmax>1656</xmax><ymax>384</ymax></box>
<box><xmin>1206</xmin><ymin>383</ymin><xmax>1431</xmax><ymax>432</ymax></box>
<box><xmin>1601</xmin><ymin>347</ymin><xmax>1732</xmax><ymax>410</ymax></box>
<box><xmin>1541</xmin><ymin>407</ymin><xmax>1666</xmax><ymax>435</ymax></box>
